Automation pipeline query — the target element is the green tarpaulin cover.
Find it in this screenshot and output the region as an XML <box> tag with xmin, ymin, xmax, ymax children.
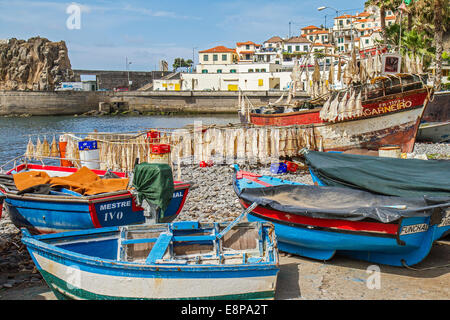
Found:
<box><xmin>305</xmin><ymin>150</ymin><xmax>450</xmax><ymax>198</ymax></box>
<box><xmin>132</xmin><ymin>163</ymin><xmax>174</xmax><ymax>213</ymax></box>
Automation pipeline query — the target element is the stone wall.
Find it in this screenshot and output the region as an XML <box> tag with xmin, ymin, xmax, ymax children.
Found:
<box><xmin>0</xmin><ymin>91</ymin><xmax>111</xmax><ymax>116</ymax></box>
<box><xmin>0</xmin><ymin>90</ymin><xmax>309</xmax><ymax>116</ymax></box>
<box><xmin>73</xmin><ymin>70</ymin><xmax>174</xmax><ymax>91</ymax></box>
<box><xmin>111</xmin><ymin>91</ymin><xmax>309</xmax><ymax>114</ymax></box>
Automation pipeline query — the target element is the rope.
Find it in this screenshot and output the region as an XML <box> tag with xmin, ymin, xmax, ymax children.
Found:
<box><xmin>401</xmin><ymin>260</ymin><xmax>450</xmax><ymax>271</ymax></box>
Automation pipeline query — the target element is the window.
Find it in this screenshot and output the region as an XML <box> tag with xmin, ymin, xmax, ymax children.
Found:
<box><xmin>255</xmin><ymin>69</ymin><xmax>260</xmax><ymax>72</ymax></box>
<box><xmin>304</xmin><ymin>45</ymin><xmax>308</xmax><ymax>51</ymax></box>
<box><xmin>202</xmin><ymin>69</ymin><xmax>208</xmax><ymax>73</ymax></box>
<box><xmin>261</xmin><ymin>68</ymin><xmax>266</xmax><ymax>72</ymax></box>
<box><xmin>222</xmin><ymin>54</ymin><xmax>227</xmax><ymax>61</ymax></box>
<box><xmin>213</xmin><ymin>54</ymin><xmax>218</xmax><ymax>61</ymax></box>
<box><xmin>365</xmin><ymin>39</ymin><xmax>369</xmax><ymax>44</ymax></box>
<box><xmin>249</xmin><ymin>69</ymin><xmax>254</xmax><ymax>72</ymax></box>
<box><xmin>295</xmin><ymin>45</ymin><xmax>300</xmax><ymax>51</ymax></box>
<box><xmin>362</xmin><ymin>24</ymin><xmax>365</xmax><ymax>28</ymax></box>
<box><xmin>230</xmin><ymin>69</ymin><xmax>236</xmax><ymax>73</ymax></box>
<box><xmin>203</xmin><ymin>54</ymin><xmax>209</xmax><ymax>61</ymax></box>
<box><xmin>287</xmin><ymin>45</ymin><xmax>292</xmax><ymax>53</ymax></box>
<box><xmin>217</xmin><ymin>69</ymin><xmax>222</xmax><ymax>73</ymax></box>
<box><xmin>246</xmin><ymin>45</ymin><xmax>250</xmax><ymax>50</ymax></box>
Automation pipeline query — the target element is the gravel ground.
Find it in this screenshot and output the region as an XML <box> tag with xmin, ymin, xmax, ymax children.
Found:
<box><xmin>411</xmin><ymin>143</ymin><xmax>450</xmax><ymax>159</ymax></box>
<box><xmin>174</xmin><ymin>164</ymin><xmax>312</xmax><ymax>223</ymax></box>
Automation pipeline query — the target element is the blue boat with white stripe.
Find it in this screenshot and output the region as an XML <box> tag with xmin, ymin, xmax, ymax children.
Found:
<box><xmin>21</xmin><ymin>214</ymin><xmax>279</xmax><ymax>300</ymax></box>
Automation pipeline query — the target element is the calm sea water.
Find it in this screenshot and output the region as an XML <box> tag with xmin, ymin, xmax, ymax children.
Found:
<box><xmin>0</xmin><ymin>114</ymin><xmax>239</xmax><ymax>166</ymax></box>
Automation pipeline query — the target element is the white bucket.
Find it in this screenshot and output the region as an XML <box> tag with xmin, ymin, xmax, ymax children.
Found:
<box><xmin>378</xmin><ymin>146</ymin><xmax>401</xmax><ymax>158</ymax></box>
<box><xmin>80</xmin><ymin>149</ymin><xmax>100</xmax><ymax>169</ymax></box>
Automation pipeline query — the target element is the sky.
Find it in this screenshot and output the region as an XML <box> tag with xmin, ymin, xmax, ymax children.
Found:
<box><xmin>0</xmin><ymin>0</ymin><xmax>366</xmax><ymax>71</ymax></box>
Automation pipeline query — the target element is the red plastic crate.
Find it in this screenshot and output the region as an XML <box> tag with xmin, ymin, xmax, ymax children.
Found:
<box><xmin>147</xmin><ymin>131</ymin><xmax>161</xmax><ymax>141</ymax></box>
<box><xmin>151</xmin><ymin>144</ymin><xmax>171</xmax><ymax>154</ymax></box>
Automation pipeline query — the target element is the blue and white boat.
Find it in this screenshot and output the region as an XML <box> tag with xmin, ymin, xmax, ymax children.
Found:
<box><xmin>233</xmin><ymin>165</ymin><xmax>450</xmax><ymax>267</ymax></box>
<box><xmin>21</xmin><ymin>218</ymin><xmax>279</xmax><ymax>300</ymax></box>
<box><xmin>0</xmin><ymin>163</ymin><xmax>190</xmax><ymax>234</ymax></box>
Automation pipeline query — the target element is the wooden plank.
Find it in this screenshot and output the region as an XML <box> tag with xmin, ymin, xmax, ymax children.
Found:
<box><xmin>145</xmin><ymin>232</ymin><xmax>172</xmax><ymax>264</ymax></box>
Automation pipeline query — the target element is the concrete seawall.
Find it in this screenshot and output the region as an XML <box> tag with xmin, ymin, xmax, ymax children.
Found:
<box><xmin>0</xmin><ymin>90</ymin><xmax>309</xmax><ymax>116</ymax></box>
<box><xmin>112</xmin><ymin>91</ymin><xmax>309</xmax><ymax>114</ymax></box>
<box><xmin>0</xmin><ymin>91</ymin><xmax>112</xmax><ymax>116</ymax></box>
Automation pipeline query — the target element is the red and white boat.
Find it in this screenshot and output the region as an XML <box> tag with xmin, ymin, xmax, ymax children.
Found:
<box><xmin>242</xmin><ymin>74</ymin><xmax>432</xmax><ymax>153</ymax></box>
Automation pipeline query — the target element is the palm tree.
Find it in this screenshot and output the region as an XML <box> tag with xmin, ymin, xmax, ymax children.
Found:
<box><xmin>365</xmin><ymin>0</ymin><xmax>402</xmax><ymax>44</ymax></box>
<box><xmin>413</xmin><ymin>0</ymin><xmax>449</xmax><ymax>90</ymax></box>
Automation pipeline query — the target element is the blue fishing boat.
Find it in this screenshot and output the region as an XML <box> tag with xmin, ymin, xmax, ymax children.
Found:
<box><xmin>233</xmin><ymin>165</ymin><xmax>450</xmax><ymax>267</ymax></box>
<box><xmin>0</xmin><ymin>163</ymin><xmax>190</xmax><ymax>234</ymax></box>
<box><xmin>21</xmin><ymin>218</ymin><xmax>279</xmax><ymax>300</ymax></box>
<box><xmin>303</xmin><ymin>149</ymin><xmax>450</xmax><ymax>198</ymax></box>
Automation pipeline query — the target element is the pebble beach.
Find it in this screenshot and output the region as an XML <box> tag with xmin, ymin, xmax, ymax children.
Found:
<box><xmin>0</xmin><ymin>142</ymin><xmax>449</xmax><ymax>299</ymax></box>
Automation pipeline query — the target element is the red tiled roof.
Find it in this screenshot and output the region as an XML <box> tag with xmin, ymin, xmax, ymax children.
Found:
<box><xmin>334</xmin><ymin>14</ymin><xmax>353</xmax><ymax>19</ymax></box>
<box><xmin>199</xmin><ymin>46</ymin><xmax>236</xmax><ymax>53</ymax></box>
<box><xmin>301</xmin><ymin>25</ymin><xmax>321</xmax><ymax>30</ymax></box>
<box><xmin>239</xmin><ymin>51</ymin><xmax>255</xmax><ymax>54</ymax></box>
<box><xmin>286</xmin><ymin>36</ymin><xmax>311</xmax><ymax>43</ymax></box>
<box><xmin>312</xmin><ymin>43</ymin><xmax>333</xmax><ymax>47</ymax></box>
<box><xmin>265</xmin><ymin>36</ymin><xmax>283</xmax><ymax>43</ymax></box>
<box><xmin>385</xmin><ymin>16</ymin><xmax>396</xmax><ymax>20</ymax></box>
<box><xmin>308</xmin><ymin>29</ymin><xmax>331</xmax><ymax>35</ymax></box>
<box><xmin>356</xmin><ymin>12</ymin><xmax>371</xmax><ymax>17</ymax></box>
<box><xmin>236</xmin><ymin>41</ymin><xmax>260</xmax><ymax>46</ymax></box>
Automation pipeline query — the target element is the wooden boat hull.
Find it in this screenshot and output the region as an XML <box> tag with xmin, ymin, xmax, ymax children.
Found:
<box><xmin>233</xmin><ymin>166</ymin><xmax>450</xmax><ymax>266</ymax></box>
<box><xmin>416</xmin><ymin>121</ymin><xmax>450</xmax><ymax>143</ymax></box>
<box><xmin>21</xmin><ymin>223</ymin><xmax>279</xmax><ymax>300</ymax></box>
<box><xmin>421</xmin><ymin>90</ymin><xmax>449</xmax><ymax>123</ymax></box>
<box><xmin>1</xmin><ymin>164</ymin><xmax>190</xmax><ymax>234</ymax></box>
<box><xmin>249</xmin><ymin>89</ymin><xmax>429</xmax><ymax>153</ymax></box>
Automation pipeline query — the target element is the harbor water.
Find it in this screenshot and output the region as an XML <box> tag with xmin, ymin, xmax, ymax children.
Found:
<box><xmin>0</xmin><ymin>114</ymin><xmax>239</xmax><ymax>166</ymax></box>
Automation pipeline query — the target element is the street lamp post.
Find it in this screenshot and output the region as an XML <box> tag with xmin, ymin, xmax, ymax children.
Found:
<box><xmin>192</xmin><ymin>47</ymin><xmax>198</xmax><ymax>73</ymax></box>
<box><xmin>126</xmin><ymin>57</ymin><xmax>132</xmax><ymax>91</ymax></box>
<box><xmin>318</xmin><ymin>6</ymin><xmax>340</xmax><ymax>51</ymax></box>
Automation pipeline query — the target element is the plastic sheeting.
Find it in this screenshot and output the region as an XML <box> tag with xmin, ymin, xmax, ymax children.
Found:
<box><xmin>131</xmin><ymin>163</ymin><xmax>174</xmax><ymax>213</ymax></box>
<box><xmin>305</xmin><ymin>150</ymin><xmax>450</xmax><ymax>198</ymax></box>
<box><xmin>237</xmin><ymin>183</ymin><xmax>450</xmax><ymax>223</ymax></box>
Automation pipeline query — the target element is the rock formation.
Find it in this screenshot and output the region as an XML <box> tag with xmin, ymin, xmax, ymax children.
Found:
<box><xmin>0</xmin><ymin>37</ymin><xmax>75</xmax><ymax>91</ymax></box>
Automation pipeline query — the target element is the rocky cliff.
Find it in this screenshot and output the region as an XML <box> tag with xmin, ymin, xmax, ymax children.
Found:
<box><xmin>0</xmin><ymin>37</ymin><xmax>75</xmax><ymax>91</ymax></box>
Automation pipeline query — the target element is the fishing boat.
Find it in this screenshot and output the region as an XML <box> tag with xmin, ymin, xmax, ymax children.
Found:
<box><xmin>303</xmin><ymin>149</ymin><xmax>450</xmax><ymax>198</ymax></box>
<box><xmin>0</xmin><ymin>161</ymin><xmax>190</xmax><ymax>234</ymax></box>
<box><xmin>420</xmin><ymin>90</ymin><xmax>449</xmax><ymax>123</ymax></box>
<box><xmin>21</xmin><ymin>218</ymin><xmax>279</xmax><ymax>300</ymax></box>
<box><xmin>232</xmin><ymin>165</ymin><xmax>450</xmax><ymax>266</ymax></box>
<box><xmin>416</xmin><ymin>121</ymin><xmax>450</xmax><ymax>143</ymax></box>
<box><xmin>239</xmin><ymin>49</ymin><xmax>433</xmax><ymax>153</ymax></box>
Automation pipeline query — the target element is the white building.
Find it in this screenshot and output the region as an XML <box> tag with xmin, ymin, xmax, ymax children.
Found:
<box><xmin>236</xmin><ymin>41</ymin><xmax>261</xmax><ymax>62</ymax></box>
